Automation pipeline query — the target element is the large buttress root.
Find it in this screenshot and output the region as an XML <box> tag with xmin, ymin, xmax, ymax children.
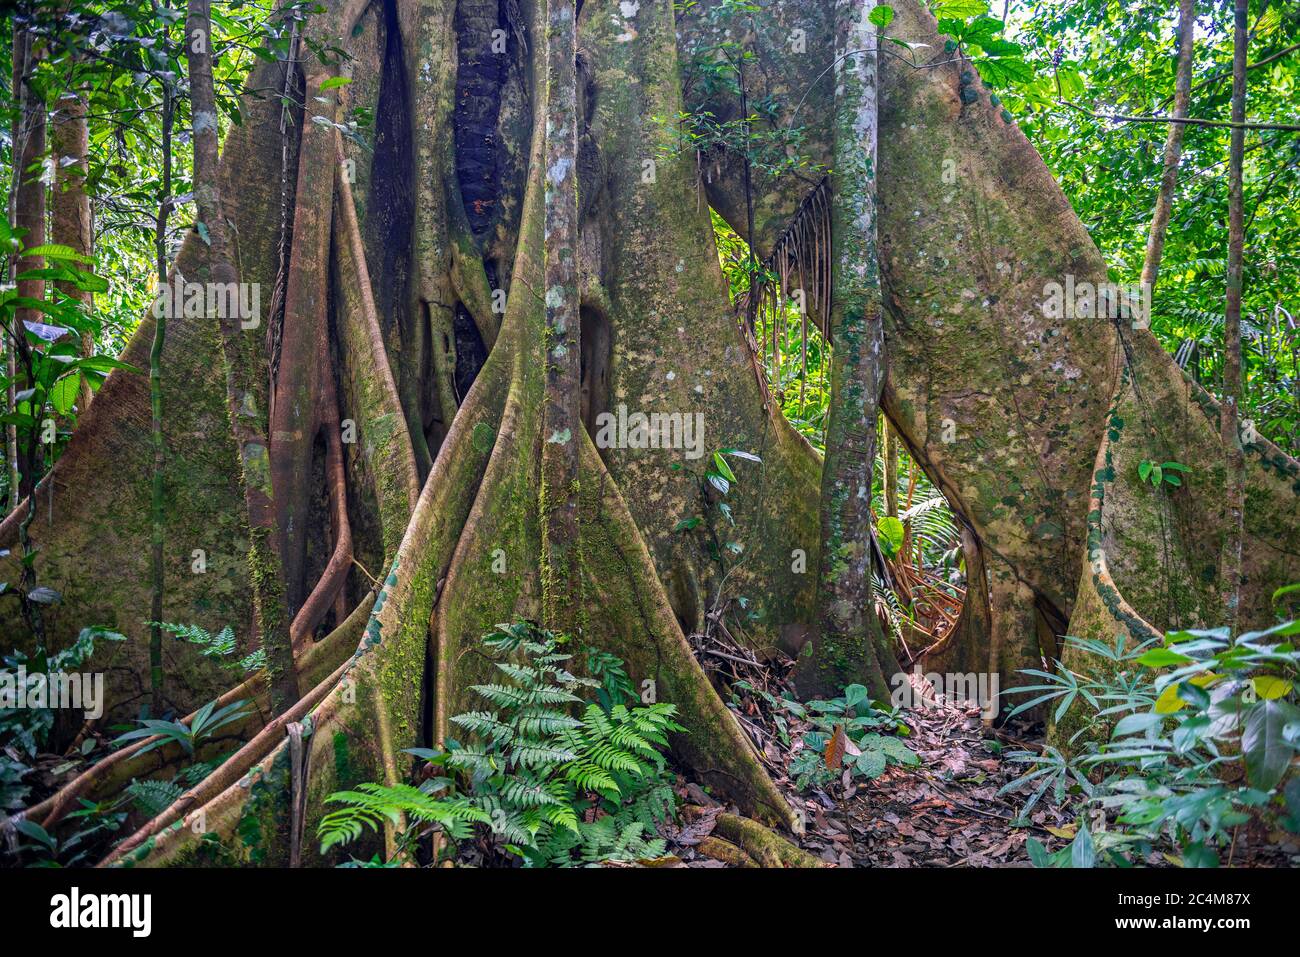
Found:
<box><xmin>686</xmin><ymin>0</ymin><xmax>1298</xmax><ymax>695</ymax></box>
<box><xmin>102</xmin><ymin>0</ymin><xmax>796</xmax><ymax>866</ymax></box>
<box><xmin>1056</xmin><ymin>333</ymin><xmax>1300</xmax><ymax>743</ymax></box>
<box><xmin>269</xmin><ymin>64</ymin><xmax>338</xmax><ymax>616</ymax></box>
<box><xmin>19</xmin><ymin>594</ymin><xmax>371</xmax><ymax>837</ymax></box>
<box><xmin>0</xmin><ymin>58</ymin><xmax>298</xmax><ymax>717</ymax></box>
<box><xmin>20</xmin><ymin>0</ymin><xmax>1297</xmax><ymax>867</ymax></box>
<box><xmin>578</xmin><ymin>0</ymin><xmax>823</xmax><ymax>656</ymax></box>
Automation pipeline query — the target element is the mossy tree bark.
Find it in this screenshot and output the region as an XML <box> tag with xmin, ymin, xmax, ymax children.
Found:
<box><xmin>1139</xmin><ymin>0</ymin><xmax>1196</xmax><ymax>294</ymax></box>
<box><xmin>688</xmin><ymin>0</ymin><xmax>1299</xmax><ymax>720</ymax></box>
<box><xmin>1219</xmin><ymin>0</ymin><xmax>1247</xmax><ymax>633</ymax></box>
<box><xmin>49</xmin><ymin>84</ymin><xmax>95</xmax><ymax>413</ymax></box>
<box><xmin>540</xmin><ymin>0</ymin><xmax>583</xmax><ymax>632</ymax></box>
<box><xmin>9</xmin><ymin>21</ymin><xmax>45</xmax><ymax>508</ymax></box>
<box><xmin>187</xmin><ymin>0</ymin><xmax>299</xmax><ymax>714</ymax></box>
<box><xmin>790</xmin><ymin>0</ymin><xmax>895</xmax><ymax>701</ymax></box>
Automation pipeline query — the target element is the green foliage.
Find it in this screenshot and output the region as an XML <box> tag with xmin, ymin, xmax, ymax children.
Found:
<box><xmin>0</xmin><ymin>233</ymin><xmax>121</xmax><ymax>442</ymax></box>
<box><xmin>318</xmin><ymin>622</ymin><xmax>683</xmax><ymax>867</ymax></box>
<box><xmin>583</xmin><ymin>646</ymin><xmax>637</xmax><ymax>713</ymax></box>
<box><xmin>1137</xmin><ymin>460</ymin><xmax>1191</xmax><ymax>488</ymax></box>
<box><xmin>876</xmin><ymin>515</ymin><xmax>905</xmax><ymax>559</ymax></box>
<box><xmin>783</xmin><ymin>684</ymin><xmax>918</xmax><ymax>791</ymax></box>
<box><xmin>1000</xmin><ymin>1</ymin><xmax>1300</xmax><ymax>454</ymax></box>
<box><xmin>317</xmin><ymin>783</ymin><xmax>489</xmax><ymax>855</ymax></box>
<box><xmin>0</xmin><ymin>625</ymin><xmax>126</xmax><ymax>795</ymax></box>
<box><xmin>125</xmin><ymin>777</ymin><xmax>183</xmax><ymax>817</ymax></box>
<box><xmin>930</xmin><ymin>2</ymin><xmax>1034</xmax><ymax>89</ymax></box>
<box><xmin>1003</xmin><ymin>607</ymin><xmax>1300</xmax><ymax>867</ymax></box>
<box><xmin>670</xmin><ymin>0</ymin><xmax>826</xmax><ymax>180</ymax></box>
<box><xmin>9</xmin><ymin>799</ymin><xmax>127</xmax><ymax>868</ymax></box>
<box><xmin>672</xmin><ymin>445</ymin><xmax>761</xmax><ymax>574</ymax></box>
<box><xmin>111</xmin><ymin>697</ymin><xmax>252</xmax><ymax>759</ymax></box>
<box><xmin>152</xmin><ymin>621</ymin><xmax>267</xmax><ymax>674</ymax></box>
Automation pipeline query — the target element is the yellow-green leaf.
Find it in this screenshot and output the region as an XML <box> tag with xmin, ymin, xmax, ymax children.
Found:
<box><xmin>1155</xmin><ymin>682</ymin><xmax>1186</xmax><ymax>714</ymax></box>
<box><xmin>1252</xmin><ymin>676</ymin><xmax>1293</xmax><ymax>700</ymax></box>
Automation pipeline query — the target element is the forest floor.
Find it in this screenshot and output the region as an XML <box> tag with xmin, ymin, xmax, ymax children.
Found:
<box><xmin>663</xmin><ymin>633</ymin><xmax>1299</xmax><ymax>868</ymax></box>
<box><xmin>658</xmin><ymin>631</ymin><xmax>1072</xmax><ymax>867</ymax></box>
<box><xmin>778</xmin><ymin>700</ymin><xmax>1064</xmax><ymax>868</ymax></box>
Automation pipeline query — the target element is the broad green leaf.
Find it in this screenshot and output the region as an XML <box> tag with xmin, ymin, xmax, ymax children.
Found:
<box><xmin>934</xmin><ymin>0</ymin><xmax>989</xmax><ymax>18</ymax></box>
<box><xmin>1252</xmin><ymin>675</ymin><xmax>1293</xmax><ymax>700</ymax></box>
<box><xmin>19</xmin><ymin>243</ymin><xmax>93</xmax><ymax>264</ymax></box>
<box><xmin>876</xmin><ymin>515</ymin><xmax>905</xmax><ymax>558</ymax></box>
<box><xmin>1154</xmin><ymin>682</ymin><xmax>1185</xmax><ymax>714</ymax></box>
<box><xmin>50</xmin><ymin>374</ymin><xmax>81</xmax><ymax>416</ymax></box>
<box><xmin>1243</xmin><ymin>700</ymin><xmax>1300</xmax><ymax>791</ymax></box>
<box><xmin>1069</xmin><ymin>822</ymin><xmax>1096</xmax><ymax>868</ymax></box>
<box><xmin>1137</xmin><ymin>647</ymin><xmax>1194</xmax><ymax>668</ymax></box>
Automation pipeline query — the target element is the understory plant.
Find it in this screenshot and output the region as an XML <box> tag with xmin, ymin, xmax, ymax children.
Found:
<box><xmin>0</xmin><ymin>625</ymin><xmax>125</xmax><ymax>767</ymax></box>
<box><xmin>1</xmin><ymin>626</ymin><xmax>128</xmax><ymax>864</ymax></box>
<box><xmin>111</xmin><ymin>697</ymin><xmax>251</xmax><ymax>760</ymax></box>
<box><xmin>109</xmin><ymin>623</ymin><xmax>258</xmax><ymax>760</ymax></box>
<box><xmin>318</xmin><ymin>621</ymin><xmax>682</xmax><ymax>867</ymax></box>
<box><xmin>1002</xmin><ymin>594</ymin><xmax>1300</xmax><ymax>867</ymax></box>
<box><xmin>785</xmin><ymin>683</ymin><xmax>919</xmax><ymax>791</ymax></box>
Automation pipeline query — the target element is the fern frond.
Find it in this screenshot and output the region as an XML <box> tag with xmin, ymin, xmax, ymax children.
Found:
<box><xmin>126</xmin><ymin>778</ymin><xmax>183</xmax><ymax>817</ymax></box>
<box><xmin>450</xmin><ymin>710</ymin><xmax>515</xmax><ymax>742</ymax></box>
<box><xmin>511</xmin><ymin>742</ymin><xmax>579</xmax><ymax>769</ymax></box>
<box><xmin>500</xmin><ymin>777</ymin><xmax>567</xmax><ymax>808</ymax></box>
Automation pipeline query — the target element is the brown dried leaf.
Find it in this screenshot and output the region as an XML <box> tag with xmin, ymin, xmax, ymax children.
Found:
<box><xmin>824</xmin><ymin>723</ymin><xmax>846</xmax><ymax>771</ymax></box>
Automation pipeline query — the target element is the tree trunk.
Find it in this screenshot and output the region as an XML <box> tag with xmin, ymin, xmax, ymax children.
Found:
<box><xmin>187</xmin><ymin>0</ymin><xmax>300</xmax><ymax>713</ymax></box>
<box><xmin>147</xmin><ymin>8</ymin><xmax>175</xmax><ymax>715</ymax></box>
<box><xmin>540</xmin><ymin>0</ymin><xmax>583</xmax><ymax>633</ymax></box>
<box><xmin>49</xmin><ymin>87</ymin><xmax>95</xmax><ymax>413</ymax></box>
<box><xmin>1140</xmin><ymin>0</ymin><xmax>1196</xmax><ymax>293</ymax></box>
<box><xmin>1219</xmin><ymin>0</ymin><xmax>1248</xmax><ymax>631</ymax></box>
<box><xmin>791</xmin><ymin>0</ymin><xmax>895</xmax><ymax>701</ymax></box>
<box><xmin>9</xmin><ymin>21</ymin><xmax>45</xmax><ymax>506</ymax></box>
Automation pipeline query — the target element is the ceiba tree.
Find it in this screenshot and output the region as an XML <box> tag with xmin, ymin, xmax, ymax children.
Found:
<box><xmin>3</xmin><ymin>0</ymin><xmax>1297</xmax><ymax>865</ymax></box>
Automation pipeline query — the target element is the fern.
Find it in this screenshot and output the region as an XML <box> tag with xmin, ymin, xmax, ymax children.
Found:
<box><xmin>152</xmin><ymin>622</ymin><xmax>264</xmax><ymax>675</ymax></box>
<box><xmin>155</xmin><ymin>622</ymin><xmax>236</xmax><ymax>657</ymax></box>
<box><xmin>317</xmin><ymin>620</ymin><xmax>683</xmax><ymax>867</ymax></box>
<box><xmin>126</xmin><ymin>778</ymin><xmax>183</xmax><ymax>817</ymax></box>
<box><xmin>317</xmin><ymin>782</ymin><xmax>490</xmax><ymax>854</ymax></box>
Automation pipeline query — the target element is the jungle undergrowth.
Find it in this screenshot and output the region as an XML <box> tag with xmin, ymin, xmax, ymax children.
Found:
<box><xmin>318</xmin><ymin>620</ymin><xmax>683</xmax><ymax>868</ymax></box>
<box><xmin>1</xmin><ymin>620</ymin><xmax>255</xmax><ymax>867</ymax></box>
<box><xmin>1000</xmin><ymin>589</ymin><xmax>1300</xmax><ymax>868</ymax></box>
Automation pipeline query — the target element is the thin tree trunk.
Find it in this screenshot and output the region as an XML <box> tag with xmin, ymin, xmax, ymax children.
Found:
<box><xmin>540</xmin><ymin>0</ymin><xmax>582</xmax><ymax>634</ymax></box>
<box><xmin>8</xmin><ymin>19</ymin><xmax>49</xmax><ymax>642</ymax></box>
<box><xmin>793</xmin><ymin>0</ymin><xmax>893</xmax><ymax>700</ymax></box>
<box><xmin>10</xmin><ymin>22</ymin><xmax>45</xmax><ymax>505</ymax></box>
<box><xmin>884</xmin><ymin>419</ymin><xmax>898</xmax><ymax>519</ymax></box>
<box><xmin>187</xmin><ymin>0</ymin><xmax>299</xmax><ymax>712</ymax></box>
<box><xmin>50</xmin><ymin>87</ymin><xmax>95</xmax><ymax>412</ymax></box>
<box><xmin>1140</xmin><ymin>0</ymin><xmax>1197</xmax><ymax>293</ymax></box>
<box><xmin>149</xmin><ymin>2</ymin><xmax>176</xmax><ymax>713</ymax></box>
<box><xmin>1220</xmin><ymin>0</ymin><xmax>1248</xmax><ymax>630</ymax></box>
<box><xmin>6</xmin><ymin>23</ymin><xmax>30</xmax><ymax>515</ymax></box>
